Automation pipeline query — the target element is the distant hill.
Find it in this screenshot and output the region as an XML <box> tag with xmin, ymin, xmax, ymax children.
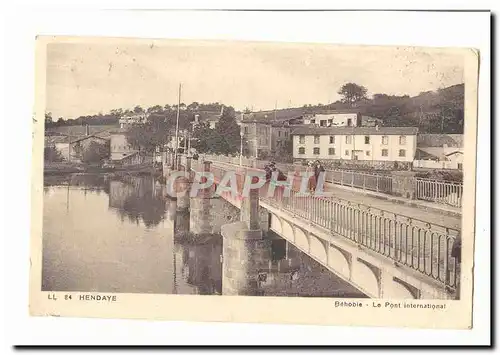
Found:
<box><xmin>323</xmin><ymin>84</ymin><xmax>464</xmax><ymax>134</ymax></box>
<box><xmin>254</xmin><ymin>84</ymin><xmax>464</xmax><ymax>134</ymax></box>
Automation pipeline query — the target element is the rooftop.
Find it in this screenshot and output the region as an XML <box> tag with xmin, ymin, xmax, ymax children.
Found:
<box><xmin>291</xmin><ymin>126</ymin><xmax>419</xmax><ymax>136</ymax></box>
<box><xmin>417</xmin><ymin>134</ymin><xmax>464</xmax><ymax>148</ymax></box>
<box><xmin>45</xmin><ymin>125</ymin><xmax>118</xmax><ymax>138</ymax></box>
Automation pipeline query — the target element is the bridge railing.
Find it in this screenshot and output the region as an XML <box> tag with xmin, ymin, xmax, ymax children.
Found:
<box><xmin>415</xmin><ymin>178</ymin><xmax>463</xmax><ymax>208</ymax></box>
<box><xmin>261</xmin><ymin>187</ymin><xmax>460</xmax><ymax>291</ymax></box>
<box><xmin>201</xmin><ymin>154</ymin><xmax>463</xmax><ymax>208</ymax></box>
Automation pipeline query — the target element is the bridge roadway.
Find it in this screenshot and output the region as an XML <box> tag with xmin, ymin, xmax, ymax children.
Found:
<box><xmin>182</xmin><ymin>158</ymin><xmax>460</xmax><ymax>299</ymax></box>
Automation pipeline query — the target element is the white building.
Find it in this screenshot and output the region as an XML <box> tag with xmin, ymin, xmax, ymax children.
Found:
<box><xmin>109</xmin><ymin>128</ymin><xmax>138</xmax><ymax>161</ymax></box>
<box><xmin>291</xmin><ymin>126</ymin><xmax>418</xmax><ymax>163</ymax></box>
<box><xmin>303</xmin><ymin>111</ymin><xmax>362</xmax><ymax>127</ymax></box>
<box><xmin>119</xmin><ymin>113</ymin><xmax>147</xmax><ymax>129</ymax></box>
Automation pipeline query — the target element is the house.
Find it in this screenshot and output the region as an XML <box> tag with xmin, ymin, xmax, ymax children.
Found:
<box><xmin>119</xmin><ymin>113</ymin><xmax>147</xmax><ymax>129</ymax></box>
<box><xmin>291</xmin><ymin>126</ymin><xmax>418</xmax><ymax>166</ymax></box>
<box><xmin>109</xmin><ymin>127</ymin><xmax>139</xmax><ymax>161</ymax></box>
<box><xmin>45</xmin><ymin>124</ymin><xmax>112</xmax><ymax>162</ymax></box>
<box><xmin>68</xmin><ymin>135</ymin><xmax>109</xmax><ymax>163</ymax></box>
<box><xmin>240</xmin><ymin>120</ymin><xmax>292</xmax><ymax>158</ymax></box>
<box><xmin>303</xmin><ymin>110</ymin><xmax>362</xmax><ymax>127</ymax></box>
<box><xmin>361</xmin><ymin>116</ymin><xmax>384</xmax><ymax>127</ymax></box>
<box><xmin>414</xmin><ymin>133</ymin><xmax>464</xmax><ymax>170</ymax></box>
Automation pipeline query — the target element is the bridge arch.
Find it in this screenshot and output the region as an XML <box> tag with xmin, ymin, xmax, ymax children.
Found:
<box><xmin>269</xmin><ymin>213</ymin><xmax>283</xmax><ymax>234</ymax></box>
<box><xmin>293</xmin><ymin>226</ymin><xmax>309</xmax><ymax>252</ymax></box>
<box><xmin>328</xmin><ymin>244</ymin><xmax>351</xmax><ymax>279</ymax></box>
<box><xmin>385</xmin><ymin>277</ymin><xmax>420</xmax><ymax>299</ymax></box>
<box><xmin>352</xmin><ymin>258</ymin><xmax>380</xmax><ymax>297</ymax></box>
<box><xmin>281</xmin><ymin>220</ymin><xmax>295</xmax><ymax>244</ymax></box>
<box><xmin>309</xmin><ymin>234</ymin><xmax>327</xmax><ymax>264</ymax></box>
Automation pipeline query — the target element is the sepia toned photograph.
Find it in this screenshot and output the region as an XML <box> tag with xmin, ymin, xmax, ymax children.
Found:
<box><xmin>29</xmin><ymin>35</ymin><xmax>479</xmax><ymax>327</ymax></box>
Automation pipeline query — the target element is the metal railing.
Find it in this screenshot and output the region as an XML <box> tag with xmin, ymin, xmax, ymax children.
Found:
<box><xmin>416</xmin><ymin>178</ymin><xmax>463</xmax><ymax>208</ymax></box>
<box><xmin>201</xmin><ymin>154</ymin><xmax>463</xmax><ymax>208</ymax></box>
<box><xmin>261</xmin><ymin>186</ymin><xmax>460</xmax><ymax>290</ymax></box>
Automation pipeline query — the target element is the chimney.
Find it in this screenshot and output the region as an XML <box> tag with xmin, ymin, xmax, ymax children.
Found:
<box><xmin>85</xmin><ymin>124</ymin><xmax>90</xmax><ymax>136</ymax></box>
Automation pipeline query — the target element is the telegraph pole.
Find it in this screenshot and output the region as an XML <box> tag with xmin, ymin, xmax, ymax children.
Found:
<box><xmin>173</xmin><ymin>83</ymin><xmax>181</xmax><ymax>170</ymax></box>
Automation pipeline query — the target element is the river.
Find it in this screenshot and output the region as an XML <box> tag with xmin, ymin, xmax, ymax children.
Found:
<box><xmin>42</xmin><ymin>173</ymin><xmax>366</xmax><ymax>298</ymax></box>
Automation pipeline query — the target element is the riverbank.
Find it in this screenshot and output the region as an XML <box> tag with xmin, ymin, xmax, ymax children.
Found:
<box><xmin>43</xmin><ymin>162</ymin><xmax>160</xmax><ymax>176</ymax></box>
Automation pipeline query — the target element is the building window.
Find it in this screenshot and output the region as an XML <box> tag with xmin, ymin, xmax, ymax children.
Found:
<box><xmin>381</xmin><ymin>149</ymin><xmax>389</xmax><ymax>157</ymax></box>
<box><xmin>329</xmin><ymin>136</ymin><xmax>335</xmax><ymax>144</ymax></box>
<box><xmin>347</xmin><ymin>118</ymin><xmax>353</xmax><ymax>126</ymax></box>
<box><xmin>299</xmin><ymin>135</ymin><xmax>305</xmax><ymax>144</ymax></box>
<box><xmin>345</xmin><ymin>150</ymin><xmax>349</xmax><ymax>156</ymax></box>
<box><xmin>345</xmin><ymin>136</ymin><xmax>352</xmax><ymax>144</ymax></box>
<box><xmin>314</xmin><ymin>135</ymin><xmax>320</xmax><ymax>144</ymax></box>
<box><xmin>365</xmin><ymin>136</ymin><xmax>370</xmax><ymax>144</ymax></box>
<box><xmin>366</xmin><ymin>151</ymin><xmax>370</xmax><ymax>156</ymax></box>
<box><xmin>313</xmin><ymin>147</ymin><xmax>320</xmax><ymax>155</ymax></box>
<box><xmin>328</xmin><ymin>148</ymin><xmax>335</xmax><ymax>155</ymax></box>
<box><xmin>310</xmin><ymin>119</ymin><xmax>316</xmax><ymax>124</ymax></box>
<box><xmin>278</xmin><ymin>131</ymin><xmax>281</xmax><ymax>137</ymax></box>
<box><xmin>298</xmin><ymin>147</ymin><xmax>305</xmax><ymax>155</ymax></box>
<box><xmin>399</xmin><ymin>135</ymin><xmax>406</xmax><ymax>145</ymax></box>
<box><xmin>399</xmin><ymin>149</ymin><xmax>406</xmax><ymax>157</ymax></box>
<box><xmin>382</xmin><ymin>136</ymin><xmax>388</xmax><ymax>145</ymax></box>
<box><xmin>244</xmin><ymin>126</ymin><xmax>249</xmax><ymax>134</ymax></box>
<box><xmin>285</xmin><ymin>131</ymin><xmax>288</xmax><ymax>137</ymax></box>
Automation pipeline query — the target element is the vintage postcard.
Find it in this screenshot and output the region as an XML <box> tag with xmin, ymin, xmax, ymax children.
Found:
<box><xmin>30</xmin><ymin>36</ymin><xmax>478</xmax><ymax>329</ymax></box>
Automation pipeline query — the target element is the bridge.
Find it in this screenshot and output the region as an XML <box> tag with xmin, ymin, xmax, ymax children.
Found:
<box><xmin>166</xmin><ymin>154</ymin><xmax>461</xmax><ymax>300</ymax></box>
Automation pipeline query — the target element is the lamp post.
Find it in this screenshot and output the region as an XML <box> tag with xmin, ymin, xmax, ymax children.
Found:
<box><xmin>240</xmin><ymin>129</ymin><xmax>244</xmax><ymax>166</ymax></box>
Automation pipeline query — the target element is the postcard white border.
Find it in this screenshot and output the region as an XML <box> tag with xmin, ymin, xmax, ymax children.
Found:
<box><xmin>4</xmin><ymin>6</ymin><xmax>491</xmax><ymax>346</ymax></box>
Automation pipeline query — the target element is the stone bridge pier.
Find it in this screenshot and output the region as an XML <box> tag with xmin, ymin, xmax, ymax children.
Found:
<box><xmin>221</xmin><ymin>179</ymin><xmax>272</xmax><ymax>296</ymax></box>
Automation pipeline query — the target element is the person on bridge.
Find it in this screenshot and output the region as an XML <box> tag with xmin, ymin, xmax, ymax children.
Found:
<box><xmin>306</xmin><ymin>161</ymin><xmax>316</xmax><ymax>192</ymax></box>
<box><xmin>314</xmin><ymin>160</ymin><xmax>325</xmax><ymax>191</ymax></box>
<box><xmin>264</xmin><ymin>162</ymin><xmax>275</xmax><ymax>182</ymax></box>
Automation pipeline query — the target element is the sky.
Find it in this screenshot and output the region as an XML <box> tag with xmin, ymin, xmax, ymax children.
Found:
<box><xmin>45</xmin><ymin>38</ymin><xmax>465</xmax><ymax>119</ymax></box>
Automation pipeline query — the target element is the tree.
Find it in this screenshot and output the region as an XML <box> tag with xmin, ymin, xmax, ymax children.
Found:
<box><xmin>214</xmin><ymin>106</ymin><xmax>241</xmax><ymax>155</ymax></box>
<box><xmin>45</xmin><ymin>112</ymin><xmax>53</xmax><ymax>128</ymax></box>
<box><xmin>187</xmin><ymin>102</ymin><xmax>200</xmax><ymax>111</ymax></box>
<box><xmin>126</xmin><ymin>119</ymin><xmax>169</xmax><ymax>153</ymax></box>
<box><xmin>133</xmin><ymin>105</ymin><xmax>144</xmax><ymax>114</ymax></box>
<box><xmin>81</xmin><ymin>141</ymin><xmax>109</xmax><ymax>164</ymax></box>
<box><xmin>191</xmin><ymin>122</ymin><xmax>230</xmax><ymax>155</ymax></box>
<box><xmin>44</xmin><ymin>145</ymin><xmax>63</xmax><ymax>162</ymax></box>
<box><xmin>147</xmin><ymin>105</ymin><xmax>164</xmax><ymax>114</ymax></box>
<box><xmin>337</xmin><ymin>83</ymin><xmax>368</xmax><ymax>107</ymax></box>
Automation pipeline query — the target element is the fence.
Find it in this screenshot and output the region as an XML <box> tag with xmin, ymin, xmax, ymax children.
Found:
<box><xmin>201</xmin><ymin>154</ymin><xmax>464</xmax><ymax>209</ymax></box>
<box><xmin>416</xmin><ymin>178</ymin><xmax>463</xmax><ymax>208</ymax></box>
<box><xmin>414</xmin><ymin>160</ymin><xmax>462</xmax><ymax>170</ymax></box>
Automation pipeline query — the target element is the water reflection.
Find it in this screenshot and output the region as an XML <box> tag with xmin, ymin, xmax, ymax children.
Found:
<box><xmin>108</xmin><ymin>176</ymin><xmax>165</xmax><ymax>228</ymax></box>
<box><xmin>42</xmin><ymin>173</ymin><xmax>366</xmax><ymax>297</ymax></box>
